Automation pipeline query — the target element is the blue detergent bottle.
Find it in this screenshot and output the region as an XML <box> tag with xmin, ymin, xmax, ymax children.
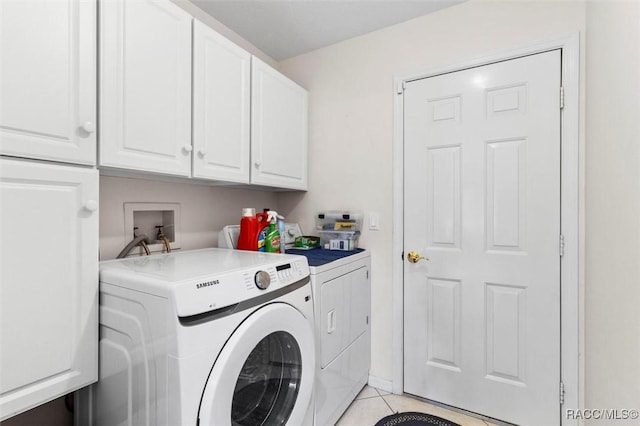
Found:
<box><xmin>277</xmin><ymin>214</ymin><xmax>286</xmax><ymax>253</ymax></box>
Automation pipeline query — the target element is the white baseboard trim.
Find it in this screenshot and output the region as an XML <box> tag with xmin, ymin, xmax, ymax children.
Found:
<box><xmin>368</xmin><ymin>375</ymin><xmax>394</xmax><ymax>394</ymax></box>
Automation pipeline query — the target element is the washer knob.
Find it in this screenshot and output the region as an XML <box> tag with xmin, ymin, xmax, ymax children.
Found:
<box><xmin>254</xmin><ymin>270</ymin><xmax>271</xmax><ymax>290</ymax></box>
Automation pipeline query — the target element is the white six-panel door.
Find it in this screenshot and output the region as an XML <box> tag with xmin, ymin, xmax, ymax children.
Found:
<box><xmin>403</xmin><ymin>51</ymin><xmax>561</xmax><ymax>425</ymax></box>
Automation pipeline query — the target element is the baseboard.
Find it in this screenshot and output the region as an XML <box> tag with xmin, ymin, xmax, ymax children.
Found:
<box><xmin>368</xmin><ymin>375</ymin><xmax>393</xmax><ymax>394</ymax></box>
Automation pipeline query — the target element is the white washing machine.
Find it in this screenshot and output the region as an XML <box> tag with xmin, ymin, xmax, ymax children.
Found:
<box><xmin>77</xmin><ymin>248</ymin><xmax>315</xmax><ymax>426</ymax></box>
<box><xmin>219</xmin><ymin>225</ymin><xmax>371</xmax><ymax>426</ymax></box>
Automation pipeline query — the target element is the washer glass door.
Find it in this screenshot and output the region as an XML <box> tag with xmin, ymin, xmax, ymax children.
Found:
<box><xmin>232</xmin><ymin>331</ymin><xmax>301</xmax><ymax>425</ymax></box>
<box><xmin>198</xmin><ymin>302</ymin><xmax>315</xmax><ymax>426</ymax></box>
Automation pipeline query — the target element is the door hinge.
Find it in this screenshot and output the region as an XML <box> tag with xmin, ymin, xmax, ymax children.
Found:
<box><xmin>559</xmin><ymin>234</ymin><xmax>565</xmax><ymax>257</ymax></box>
<box><xmin>560</xmin><ymin>86</ymin><xmax>565</xmax><ymax>109</ymax></box>
<box><xmin>397</xmin><ymin>81</ymin><xmax>405</xmax><ymax>95</ymax></box>
<box><xmin>560</xmin><ymin>381</ymin><xmax>565</xmax><ymax>405</ymax></box>
<box><xmin>366</xmin><ymin>270</ymin><xmax>369</xmax><ymax>279</ymax></box>
<box><xmin>401</xmin><ymin>251</ymin><xmax>404</xmax><ymax>261</ymax></box>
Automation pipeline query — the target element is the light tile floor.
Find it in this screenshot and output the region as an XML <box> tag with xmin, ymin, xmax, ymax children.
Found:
<box><xmin>336</xmin><ymin>386</ymin><xmax>500</xmax><ymax>426</ymax></box>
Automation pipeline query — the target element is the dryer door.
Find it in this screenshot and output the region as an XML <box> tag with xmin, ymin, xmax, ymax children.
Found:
<box><xmin>198</xmin><ymin>303</ymin><xmax>315</xmax><ymax>426</ymax></box>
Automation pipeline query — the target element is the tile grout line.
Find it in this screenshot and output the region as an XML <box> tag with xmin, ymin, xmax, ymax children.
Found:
<box><xmin>357</xmin><ymin>386</ymin><xmax>386</xmax><ymax>400</ymax></box>
<box><xmin>378</xmin><ymin>394</ymin><xmax>396</xmax><ymax>414</ymax></box>
<box><xmin>373</xmin><ymin>387</ymin><xmax>399</xmax><ymax>415</ymax></box>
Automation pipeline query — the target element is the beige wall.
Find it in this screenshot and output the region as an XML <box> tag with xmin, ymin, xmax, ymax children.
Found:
<box><xmin>278</xmin><ymin>0</ymin><xmax>587</xmax><ymax>387</ymax></box>
<box><xmin>99</xmin><ymin>176</ymin><xmax>280</xmax><ymax>260</ymax></box>
<box><xmin>585</xmin><ymin>1</ymin><xmax>640</xmax><ymax>421</ymax></box>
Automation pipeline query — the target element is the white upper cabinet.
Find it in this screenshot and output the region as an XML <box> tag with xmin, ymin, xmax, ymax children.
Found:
<box><xmin>193</xmin><ymin>21</ymin><xmax>251</xmax><ymax>183</ymax></box>
<box><xmin>97</xmin><ymin>1</ymin><xmax>307</xmax><ymax>189</ymax></box>
<box><xmin>251</xmin><ymin>58</ymin><xmax>309</xmax><ymax>190</ymax></box>
<box><xmin>99</xmin><ymin>0</ymin><xmax>192</xmax><ymax>177</ymax></box>
<box><xmin>0</xmin><ymin>158</ymin><xmax>99</xmax><ymax>421</ymax></box>
<box><xmin>0</xmin><ymin>0</ymin><xmax>96</xmax><ymax>165</ymax></box>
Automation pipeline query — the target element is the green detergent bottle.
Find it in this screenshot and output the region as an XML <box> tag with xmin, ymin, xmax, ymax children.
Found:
<box><xmin>265</xmin><ymin>221</ymin><xmax>281</xmax><ymax>253</ymax></box>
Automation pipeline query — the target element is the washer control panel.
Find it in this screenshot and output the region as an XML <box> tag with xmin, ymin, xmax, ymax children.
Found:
<box><xmin>152</xmin><ymin>251</ymin><xmax>310</xmax><ymax>317</ymax></box>
<box><xmin>276</xmin><ymin>262</ymin><xmax>299</xmax><ymax>282</ymax></box>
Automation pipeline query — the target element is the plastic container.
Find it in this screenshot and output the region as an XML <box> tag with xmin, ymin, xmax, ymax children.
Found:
<box><xmin>315</xmin><ymin>211</ymin><xmax>363</xmax><ymax>232</ymax></box>
<box><xmin>265</xmin><ymin>222</ymin><xmax>281</xmax><ymax>253</ymax></box>
<box><xmin>318</xmin><ymin>230</ymin><xmax>360</xmax><ymax>251</ymax></box>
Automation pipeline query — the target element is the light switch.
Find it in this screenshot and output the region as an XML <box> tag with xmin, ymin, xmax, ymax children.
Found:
<box><xmin>369</xmin><ymin>212</ymin><xmax>380</xmax><ymax>231</ymax></box>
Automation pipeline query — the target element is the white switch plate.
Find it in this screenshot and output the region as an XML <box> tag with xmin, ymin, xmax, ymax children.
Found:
<box><xmin>369</xmin><ymin>212</ymin><xmax>380</xmax><ymax>231</ymax></box>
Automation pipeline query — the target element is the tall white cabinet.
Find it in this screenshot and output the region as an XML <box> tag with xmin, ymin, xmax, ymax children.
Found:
<box><xmin>193</xmin><ymin>21</ymin><xmax>251</xmax><ymax>183</ymax></box>
<box><xmin>99</xmin><ymin>0</ymin><xmax>192</xmax><ymax>177</ymax></box>
<box><xmin>0</xmin><ymin>159</ymin><xmax>99</xmax><ymax>421</ymax></box>
<box><xmin>251</xmin><ymin>58</ymin><xmax>309</xmax><ymax>190</ymax></box>
<box><xmin>0</xmin><ymin>0</ymin><xmax>96</xmax><ymax>165</ymax></box>
<box><xmin>0</xmin><ymin>0</ymin><xmax>99</xmax><ymax>421</ymax></box>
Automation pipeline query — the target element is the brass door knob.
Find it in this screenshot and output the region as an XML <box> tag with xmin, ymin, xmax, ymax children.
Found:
<box><xmin>407</xmin><ymin>251</ymin><xmax>428</xmax><ymax>263</ymax></box>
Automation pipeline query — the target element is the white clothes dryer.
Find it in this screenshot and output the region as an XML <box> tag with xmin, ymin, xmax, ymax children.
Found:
<box><xmin>285</xmin><ymin>248</ymin><xmax>371</xmax><ymax>426</ymax></box>
<box><xmin>77</xmin><ymin>248</ymin><xmax>315</xmax><ymax>426</ymax></box>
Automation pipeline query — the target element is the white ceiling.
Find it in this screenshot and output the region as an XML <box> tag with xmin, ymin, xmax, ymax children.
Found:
<box><xmin>191</xmin><ymin>0</ymin><xmax>466</xmax><ymax>61</ymax></box>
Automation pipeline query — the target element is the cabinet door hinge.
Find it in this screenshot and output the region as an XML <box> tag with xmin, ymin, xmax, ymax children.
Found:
<box><xmin>397</xmin><ymin>81</ymin><xmax>405</xmax><ymax>95</ymax></box>
<box><xmin>560</xmin><ymin>86</ymin><xmax>565</xmax><ymax>109</ymax></box>
<box><xmin>560</xmin><ymin>381</ymin><xmax>565</xmax><ymax>405</ymax></box>
<box><xmin>559</xmin><ymin>234</ymin><xmax>565</xmax><ymax>257</ymax></box>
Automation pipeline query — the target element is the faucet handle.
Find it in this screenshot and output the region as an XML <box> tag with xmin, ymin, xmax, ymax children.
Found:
<box><xmin>155</xmin><ymin>225</ymin><xmax>165</xmax><ymax>238</ymax></box>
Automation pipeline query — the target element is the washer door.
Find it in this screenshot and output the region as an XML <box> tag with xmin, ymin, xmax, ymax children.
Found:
<box><xmin>198</xmin><ymin>303</ymin><xmax>315</xmax><ymax>426</ymax></box>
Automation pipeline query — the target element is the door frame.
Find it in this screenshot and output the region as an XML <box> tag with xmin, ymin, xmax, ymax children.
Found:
<box><xmin>391</xmin><ymin>34</ymin><xmax>582</xmax><ymax>424</ymax></box>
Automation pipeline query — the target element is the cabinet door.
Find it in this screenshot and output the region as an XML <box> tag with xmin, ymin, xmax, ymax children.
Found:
<box><xmin>0</xmin><ymin>0</ymin><xmax>96</xmax><ymax>165</ymax></box>
<box><xmin>0</xmin><ymin>158</ymin><xmax>98</xmax><ymax>421</ymax></box>
<box><xmin>193</xmin><ymin>21</ymin><xmax>251</xmax><ymax>183</ymax></box>
<box><xmin>251</xmin><ymin>58</ymin><xmax>308</xmax><ymax>190</ymax></box>
<box><xmin>99</xmin><ymin>0</ymin><xmax>192</xmax><ymax>176</ymax></box>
